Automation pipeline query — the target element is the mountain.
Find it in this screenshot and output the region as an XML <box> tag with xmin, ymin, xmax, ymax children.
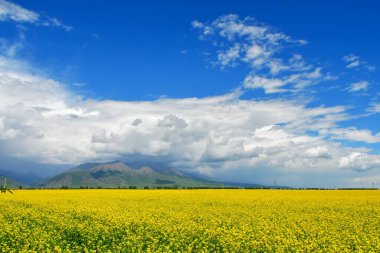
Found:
<box><xmin>0</xmin><ymin>169</ymin><xmax>43</xmax><ymax>186</ymax></box>
<box><xmin>0</xmin><ymin>174</ymin><xmax>26</xmax><ymax>189</ymax></box>
<box><xmin>40</xmin><ymin>161</ymin><xmax>222</xmax><ymax>188</ymax></box>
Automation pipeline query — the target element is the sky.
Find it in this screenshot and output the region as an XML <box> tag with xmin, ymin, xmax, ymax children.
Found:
<box><xmin>0</xmin><ymin>0</ymin><xmax>379</xmax><ymax>187</ymax></box>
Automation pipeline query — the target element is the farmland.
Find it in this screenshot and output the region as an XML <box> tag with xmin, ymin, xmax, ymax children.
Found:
<box><xmin>0</xmin><ymin>190</ymin><xmax>379</xmax><ymax>252</ymax></box>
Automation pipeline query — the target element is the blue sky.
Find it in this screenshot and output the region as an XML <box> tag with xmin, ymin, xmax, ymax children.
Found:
<box><xmin>0</xmin><ymin>0</ymin><xmax>379</xmax><ymax>187</ymax></box>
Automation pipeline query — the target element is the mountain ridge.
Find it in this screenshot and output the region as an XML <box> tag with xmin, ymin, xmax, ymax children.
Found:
<box><xmin>0</xmin><ymin>174</ymin><xmax>26</xmax><ymax>188</ymax></box>
<box><xmin>40</xmin><ymin>161</ymin><xmax>221</xmax><ymax>188</ymax></box>
<box><xmin>0</xmin><ymin>169</ymin><xmax>42</xmax><ymax>186</ymax></box>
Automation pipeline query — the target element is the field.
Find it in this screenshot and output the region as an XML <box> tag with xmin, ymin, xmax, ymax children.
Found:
<box><xmin>0</xmin><ymin>190</ymin><xmax>379</xmax><ymax>252</ymax></box>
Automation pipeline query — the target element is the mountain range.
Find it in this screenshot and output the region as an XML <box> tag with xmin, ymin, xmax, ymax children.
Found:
<box><xmin>1</xmin><ymin>161</ymin><xmax>269</xmax><ymax>189</ymax></box>
<box><xmin>40</xmin><ymin>161</ymin><xmax>224</xmax><ymax>188</ymax></box>
<box><xmin>0</xmin><ymin>169</ymin><xmax>42</xmax><ymax>186</ymax></box>
<box><xmin>0</xmin><ymin>174</ymin><xmax>25</xmax><ymax>188</ymax></box>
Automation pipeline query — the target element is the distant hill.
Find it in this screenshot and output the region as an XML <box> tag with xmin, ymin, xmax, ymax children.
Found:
<box><xmin>0</xmin><ymin>174</ymin><xmax>26</xmax><ymax>189</ymax></box>
<box><xmin>40</xmin><ymin>161</ymin><xmax>222</xmax><ymax>188</ymax></box>
<box><xmin>0</xmin><ymin>169</ymin><xmax>43</xmax><ymax>186</ymax></box>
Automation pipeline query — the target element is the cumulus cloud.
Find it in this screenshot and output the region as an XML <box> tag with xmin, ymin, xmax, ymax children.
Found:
<box><xmin>0</xmin><ymin>0</ymin><xmax>71</xmax><ymax>31</ymax></box>
<box><xmin>131</xmin><ymin>118</ymin><xmax>142</xmax><ymax>126</ymax></box>
<box><xmin>343</xmin><ymin>54</ymin><xmax>360</xmax><ymax>69</ymax></box>
<box><xmin>1</xmin><ymin>55</ymin><xmax>380</xmax><ymax>187</ymax></box>
<box><xmin>192</xmin><ymin>14</ymin><xmax>331</xmax><ymax>94</ymax></box>
<box><xmin>327</xmin><ymin>127</ymin><xmax>380</xmax><ymax>144</ymax></box>
<box><xmin>0</xmin><ymin>12</ymin><xmax>379</xmax><ymax>187</ymax></box>
<box><xmin>343</xmin><ymin>54</ymin><xmax>375</xmax><ymax>71</ymax></box>
<box><xmin>217</xmin><ymin>43</ymin><xmax>240</xmax><ymax>68</ymax></box>
<box><xmin>339</xmin><ymin>152</ymin><xmax>380</xmax><ymax>171</ymax></box>
<box><xmin>305</xmin><ymin>146</ymin><xmax>330</xmax><ymax>158</ymax></box>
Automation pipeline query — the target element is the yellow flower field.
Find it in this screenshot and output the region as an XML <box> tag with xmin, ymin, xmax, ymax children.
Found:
<box><xmin>0</xmin><ymin>190</ymin><xmax>379</xmax><ymax>252</ymax></box>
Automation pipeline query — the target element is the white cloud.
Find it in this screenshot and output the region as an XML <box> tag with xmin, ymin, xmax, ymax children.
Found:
<box><xmin>245</xmin><ymin>45</ymin><xmax>264</xmax><ymax>60</ymax></box>
<box><xmin>305</xmin><ymin>146</ymin><xmax>330</xmax><ymax>158</ymax></box>
<box><xmin>339</xmin><ymin>152</ymin><xmax>380</xmax><ymax>171</ymax></box>
<box><xmin>0</xmin><ymin>0</ymin><xmax>38</xmax><ymax>22</ymax></box>
<box><xmin>192</xmin><ymin>14</ymin><xmax>304</xmax><ymax>69</ymax></box>
<box><xmin>243</xmin><ymin>76</ymin><xmax>286</xmax><ymax>93</ymax></box>
<box><xmin>191</xmin><ymin>20</ymin><xmax>204</xmax><ymax>29</ymax></box>
<box><xmin>217</xmin><ymin>43</ymin><xmax>240</xmax><ymax>68</ymax></box>
<box><xmin>267</xmin><ymin>54</ymin><xmax>310</xmax><ymax>75</ymax></box>
<box><xmin>1</xmin><ymin>55</ymin><xmax>380</xmax><ymax>187</ymax></box>
<box><xmin>0</xmin><ymin>0</ymin><xmax>71</xmax><ymax>30</ymax></box>
<box><xmin>347</xmin><ymin>81</ymin><xmax>369</xmax><ymax>92</ymax></box>
<box><xmin>328</xmin><ymin>127</ymin><xmax>380</xmax><ymax>144</ymax></box>
<box><xmin>243</xmin><ymin>67</ymin><xmax>324</xmax><ymax>93</ymax></box>
<box><xmin>343</xmin><ymin>54</ymin><xmax>375</xmax><ymax>71</ymax></box>
<box><xmin>193</xmin><ymin>14</ymin><xmax>329</xmax><ymax>94</ymax></box>
<box><xmin>368</xmin><ymin>103</ymin><xmax>380</xmax><ymax>113</ymax></box>
<box><xmin>0</xmin><ymin>37</ymin><xmax>24</xmax><ymax>58</ymax></box>
<box><xmin>42</xmin><ymin>17</ymin><xmax>72</xmax><ymax>32</ymax></box>
<box><xmin>343</xmin><ymin>54</ymin><xmax>360</xmax><ymax>68</ymax></box>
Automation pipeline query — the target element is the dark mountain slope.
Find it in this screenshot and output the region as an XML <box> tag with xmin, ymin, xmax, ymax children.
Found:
<box><xmin>41</xmin><ymin>161</ymin><xmax>221</xmax><ymax>188</ymax></box>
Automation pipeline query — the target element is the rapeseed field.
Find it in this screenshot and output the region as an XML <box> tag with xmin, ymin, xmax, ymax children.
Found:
<box><xmin>0</xmin><ymin>190</ymin><xmax>379</xmax><ymax>252</ymax></box>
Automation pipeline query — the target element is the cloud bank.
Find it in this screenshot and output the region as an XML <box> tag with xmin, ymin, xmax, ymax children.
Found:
<box><xmin>0</xmin><ymin>54</ymin><xmax>379</xmax><ymax>187</ymax></box>
<box><xmin>0</xmin><ymin>11</ymin><xmax>379</xmax><ymax>187</ymax></box>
